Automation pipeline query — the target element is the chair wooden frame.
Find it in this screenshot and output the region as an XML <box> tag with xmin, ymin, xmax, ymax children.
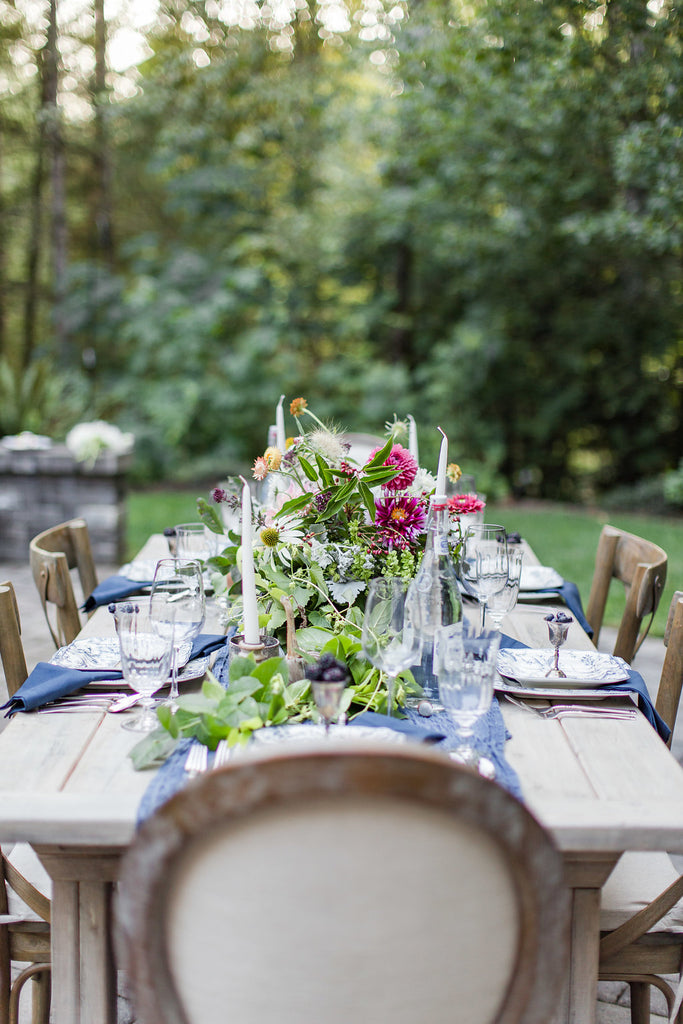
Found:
<box><xmin>598</xmin><ymin>592</ymin><xmax>683</xmax><ymax>1022</ymax></box>
<box><xmin>586</xmin><ymin>525</ymin><xmax>667</xmax><ymax>663</ymax></box>
<box><xmin>0</xmin><ymin>582</ymin><xmax>51</xmax><ymax>1024</ymax></box>
<box><xmin>29</xmin><ymin>519</ymin><xmax>98</xmax><ymax>649</ymax></box>
<box><xmin>116</xmin><ymin>747</ymin><xmax>571</xmax><ymax>1024</ymax></box>
<box><xmin>0</xmin><ymin>584</ymin><xmax>27</xmax><ymax>700</ymax></box>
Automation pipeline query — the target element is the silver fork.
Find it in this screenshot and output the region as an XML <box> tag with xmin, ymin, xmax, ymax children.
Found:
<box><xmin>503</xmin><ymin>694</ymin><xmax>637</xmax><ymax>720</ymax></box>
<box><xmin>184</xmin><ymin>743</ymin><xmax>208</xmax><ymax>777</ymax></box>
<box><xmin>212</xmin><ymin>739</ymin><xmax>232</xmax><ymax>769</ymax></box>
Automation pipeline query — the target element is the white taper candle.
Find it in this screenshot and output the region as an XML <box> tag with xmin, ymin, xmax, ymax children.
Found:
<box><xmin>407</xmin><ymin>414</ymin><xmax>419</xmax><ymax>464</ymax></box>
<box><xmin>435</xmin><ymin>426</ymin><xmax>448</xmax><ymax>498</ymax></box>
<box><xmin>240</xmin><ymin>476</ymin><xmax>260</xmax><ymax>646</ymax></box>
<box><xmin>276</xmin><ymin>395</ymin><xmax>286</xmax><ymax>453</ymax></box>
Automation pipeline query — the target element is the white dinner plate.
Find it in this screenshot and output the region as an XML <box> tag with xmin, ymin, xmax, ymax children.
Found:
<box><xmin>519</xmin><ymin>566</ymin><xmax>564</xmax><ymax>592</ymax></box>
<box><xmin>51</xmin><ymin>637</ymin><xmax>204</xmax><ymax>689</ymax></box>
<box><xmin>246</xmin><ymin>724</ymin><xmax>407</xmax><ymax>748</ymax></box>
<box><xmin>497</xmin><ymin>649</ymin><xmax>629</xmax><ymax>689</ymax></box>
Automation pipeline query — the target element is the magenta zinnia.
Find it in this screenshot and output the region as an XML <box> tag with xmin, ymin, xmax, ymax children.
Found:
<box><xmin>448</xmin><ymin>493</ymin><xmax>485</xmax><ymax>516</ymax></box>
<box><xmin>367</xmin><ymin>443</ymin><xmax>418</xmax><ymax>492</ymax></box>
<box><xmin>375</xmin><ymin>495</ymin><xmax>426</xmax><ymax>549</ymax></box>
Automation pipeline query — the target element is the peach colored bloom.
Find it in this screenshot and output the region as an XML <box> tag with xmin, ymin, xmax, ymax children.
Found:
<box><xmin>252</xmin><ymin>456</ymin><xmax>269</xmax><ymax>481</ymax></box>
<box><xmin>447</xmin><ymin>462</ymin><xmax>462</xmax><ymax>484</ymax></box>
<box><xmin>290</xmin><ymin>397</ymin><xmax>308</xmax><ymax>417</ymax></box>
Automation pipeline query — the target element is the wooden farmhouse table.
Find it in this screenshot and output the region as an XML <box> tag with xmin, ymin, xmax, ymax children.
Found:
<box><xmin>1</xmin><ymin>535</ymin><xmax>683</xmax><ymax>1024</ymax></box>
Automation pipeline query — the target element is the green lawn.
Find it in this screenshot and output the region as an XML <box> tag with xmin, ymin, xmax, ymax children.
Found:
<box><xmin>126</xmin><ymin>488</ymin><xmax>683</xmax><ymax>637</ymax></box>
<box><xmin>488</xmin><ymin>502</ymin><xmax>683</xmax><ymax>638</ymax></box>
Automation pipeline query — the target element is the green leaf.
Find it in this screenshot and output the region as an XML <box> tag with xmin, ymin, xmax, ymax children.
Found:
<box><xmin>128</xmin><ymin>731</ymin><xmax>179</xmax><ymax>770</ymax></box>
<box><xmin>275</xmin><ymin>493</ymin><xmax>314</xmax><ymax>517</ymax></box>
<box><xmin>359</xmin><ymin>481</ymin><xmax>376</xmax><ymax>520</ymax></box>
<box><xmin>296</xmin><ymin>625</ymin><xmax>336</xmax><ymax>654</ymax></box>
<box><xmin>197</xmin><ymin>497</ymin><xmax>225</xmax><ymax>535</ymax></box>
<box><xmin>315</xmin><ymin>455</ymin><xmax>334</xmax><ymax>486</ymax></box>
<box><xmin>298</xmin><ymin>455</ymin><xmax>319</xmax><ymax>481</ymax></box>
<box><xmin>202</xmin><ymin>675</ymin><xmax>227</xmax><ymax>701</ymax></box>
<box><xmin>365</xmin><ymin>437</ymin><xmax>393</xmax><ymax>468</ymax></box>
<box><xmin>229</xmin><ymin>655</ymin><xmax>256</xmax><ymax>682</ymax></box>
<box><xmin>252</xmin><ymin>656</ymin><xmax>288</xmax><ymax>686</ymax></box>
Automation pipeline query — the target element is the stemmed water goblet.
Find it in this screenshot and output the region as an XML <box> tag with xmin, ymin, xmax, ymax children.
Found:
<box><xmin>361</xmin><ymin>577</ymin><xmax>422</xmax><ymax>718</ymax></box>
<box><xmin>435</xmin><ymin>622</ymin><xmax>501</xmax><ymax>769</ymax></box>
<box><xmin>486</xmin><ymin>549</ymin><xmax>524</xmax><ymax>632</ymax></box>
<box><xmin>458</xmin><ymin>524</ymin><xmax>508</xmax><ymax>631</ymax></box>
<box><xmin>113</xmin><ymin>604</ymin><xmax>174</xmax><ymax>732</ymax></box>
<box><xmin>149</xmin><ymin>558</ymin><xmax>206</xmax><ymax>707</ymax></box>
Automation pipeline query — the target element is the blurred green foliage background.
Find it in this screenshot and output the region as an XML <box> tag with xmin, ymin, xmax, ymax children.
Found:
<box><xmin>1</xmin><ymin>0</ymin><xmax>681</xmax><ymax>504</ymax></box>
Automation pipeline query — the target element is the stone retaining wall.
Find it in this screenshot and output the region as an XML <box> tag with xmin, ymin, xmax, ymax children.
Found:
<box><xmin>0</xmin><ymin>445</ymin><xmax>131</xmax><ymax>563</ymax></box>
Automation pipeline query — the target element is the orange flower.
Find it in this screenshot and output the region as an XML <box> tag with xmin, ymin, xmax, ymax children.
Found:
<box><xmin>252</xmin><ymin>456</ymin><xmax>269</xmax><ymax>481</ymax></box>
<box><xmin>447</xmin><ymin>462</ymin><xmax>462</xmax><ymax>484</ymax></box>
<box><xmin>290</xmin><ymin>397</ymin><xmax>308</xmax><ymax>417</ymax></box>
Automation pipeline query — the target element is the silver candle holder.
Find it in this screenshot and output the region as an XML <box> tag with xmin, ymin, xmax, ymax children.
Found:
<box><xmin>229</xmin><ymin>634</ymin><xmax>281</xmax><ymax>664</ymax></box>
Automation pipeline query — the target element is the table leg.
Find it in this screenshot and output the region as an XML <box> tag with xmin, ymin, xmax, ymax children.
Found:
<box><xmin>35</xmin><ymin>847</ymin><xmax>121</xmax><ymax>1024</ymax></box>
<box><xmin>552</xmin><ymin>854</ymin><xmax>619</xmax><ymax>1024</ymax></box>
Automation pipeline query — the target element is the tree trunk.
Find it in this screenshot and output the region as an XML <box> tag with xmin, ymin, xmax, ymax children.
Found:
<box><xmin>45</xmin><ymin>0</ymin><xmax>68</xmax><ymax>360</ymax></box>
<box><xmin>22</xmin><ymin>48</ymin><xmax>47</xmax><ymax>368</ymax></box>
<box><xmin>0</xmin><ymin>109</ymin><xmax>5</xmax><ymax>356</ymax></box>
<box><xmin>93</xmin><ymin>0</ymin><xmax>114</xmax><ymax>263</ymax></box>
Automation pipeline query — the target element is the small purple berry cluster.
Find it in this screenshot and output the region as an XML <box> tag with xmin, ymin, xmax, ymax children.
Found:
<box><xmin>544</xmin><ymin>612</ymin><xmax>573</xmax><ymax>624</ymax></box>
<box><xmin>305</xmin><ymin>653</ymin><xmax>348</xmax><ymax>684</ymax></box>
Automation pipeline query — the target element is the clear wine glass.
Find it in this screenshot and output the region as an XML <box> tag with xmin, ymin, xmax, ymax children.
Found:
<box><xmin>114</xmin><ymin>604</ymin><xmax>173</xmax><ymax>732</ymax></box>
<box><xmin>458</xmin><ymin>523</ymin><xmax>508</xmax><ymax>631</ymax></box>
<box><xmin>175</xmin><ymin>523</ymin><xmax>214</xmax><ymax>562</ymax></box>
<box><xmin>435</xmin><ymin>622</ymin><xmax>501</xmax><ymax>768</ymax></box>
<box><xmin>361</xmin><ymin>577</ymin><xmax>422</xmax><ymax>717</ymax></box>
<box><xmin>487</xmin><ymin>549</ymin><xmax>524</xmax><ymax>631</ymax></box>
<box><xmin>149</xmin><ymin>558</ymin><xmax>206</xmax><ymax>708</ymax></box>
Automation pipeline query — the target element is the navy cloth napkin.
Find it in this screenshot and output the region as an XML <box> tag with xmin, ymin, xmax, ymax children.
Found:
<box><xmin>498</xmin><ymin>634</ymin><xmax>670</xmax><ymax>743</ymax></box>
<box><xmin>189</xmin><ymin>633</ymin><xmax>233</xmax><ymax>660</ymax></box>
<box><xmin>2</xmin><ymin>663</ymin><xmax>124</xmax><ymax>715</ymax></box>
<box><xmin>82</xmin><ymin>575</ymin><xmax>155</xmax><ymax>613</ymax></box>
<box><xmin>523</xmin><ymin>580</ymin><xmax>593</xmax><ymax>638</ymax></box>
<box><xmin>2</xmin><ymin>634</ymin><xmax>232</xmax><ymax>717</ymax></box>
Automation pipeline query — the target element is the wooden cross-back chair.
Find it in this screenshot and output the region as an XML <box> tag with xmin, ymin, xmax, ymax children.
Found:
<box><xmin>116</xmin><ymin>746</ymin><xmax>571</xmax><ymax>1024</ymax></box>
<box><xmin>598</xmin><ymin>591</ymin><xmax>683</xmax><ymax>1022</ymax></box>
<box><xmin>29</xmin><ymin>518</ymin><xmax>98</xmax><ymax>649</ymax></box>
<box><xmin>586</xmin><ymin>525</ymin><xmax>667</xmax><ymax>663</ymax></box>
<box><xmin>0</xmin><ymin>582</ymin><xmax>51</xmax><ymax>1024</ymax></box>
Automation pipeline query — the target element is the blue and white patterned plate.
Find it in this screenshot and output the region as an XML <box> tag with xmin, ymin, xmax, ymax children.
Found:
<box><xmin>497</xmin><ymin>648</ymin><xmax>629</xmax><ymax>688</ymax></box>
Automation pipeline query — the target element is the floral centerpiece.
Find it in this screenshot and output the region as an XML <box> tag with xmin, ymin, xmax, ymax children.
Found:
<box><xmin>199</xmin><ymin>398</ymin><xmax>484</xmax><ymax>713</ymax></box>
<box><xmin>129</xmin><ymin>400</ymin><xmax>485</xmax><ymax>767</ymax></box>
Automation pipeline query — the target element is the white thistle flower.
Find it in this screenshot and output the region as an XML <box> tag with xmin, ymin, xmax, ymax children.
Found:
<box><xmin>307</xmin><ymin>428</ymin><xmax>346</xmax><ymax>465</ymax></box>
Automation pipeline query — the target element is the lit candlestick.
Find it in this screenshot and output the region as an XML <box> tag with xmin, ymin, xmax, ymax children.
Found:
<box><xmin>407</xmin><ymin>414</ymin><xmax>419</xmax><ymax>464</ymax></box>
<box><xmin>276</xmin><ymin>395</ymin><xmax>286</xmax><ymax>453</ymax></box>
<box><xmin>435</xmin><ymin>427</ymin><xmax>448</xmax><ymax>498</ymax></box>
<box><xmin>240</xmin><ymin>476</ymin><xmax>260</xmax><ymax>646</ymax></box>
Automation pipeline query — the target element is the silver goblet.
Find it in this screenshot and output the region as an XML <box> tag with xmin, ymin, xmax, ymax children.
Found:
<box><xmin>545</xmin><ymin>613</ymin><xmax>573</xmax><ymax>678</ymax></box>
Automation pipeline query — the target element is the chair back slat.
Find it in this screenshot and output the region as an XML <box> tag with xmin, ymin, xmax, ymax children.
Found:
<box><xmin>586</xmin><ymin>525</ymin><xmax>667</xmax><ymax>664</ymax></box>
<box><xmin>29</xmin><ymin>519</ymin><xmax>98</xmax><ymax>648</ymax></box>
<box><xmin>655</xmin><ymin>592</ymin><xmax>683</xmax><ymax>745</ymax></box>
<box><xmin>0</xmin><ymin>582</ymin><xmax>28</xmax><ymax>698</ymax></box>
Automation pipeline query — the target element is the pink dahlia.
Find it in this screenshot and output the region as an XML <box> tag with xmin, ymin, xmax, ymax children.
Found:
<box><xmin>448</xmin><ymin>493</ymin><xmax>485</xmax><ymax>516</ymax></box>
<box><xmin>367</xmin><ymin>443</ymin><xmax>418</xmax><ymax>492</ymax></box>
<box><xmin>375</xmin><ymin>495</ymin><xmax>426</xmax><ymax>549</ymax></box>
